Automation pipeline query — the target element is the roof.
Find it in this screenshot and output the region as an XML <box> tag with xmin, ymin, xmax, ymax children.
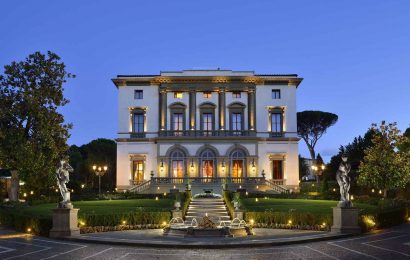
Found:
<box><xmin>112</xmin><ymin>69</ymin><xmax>303</xmax><ymax>88</ymax></box>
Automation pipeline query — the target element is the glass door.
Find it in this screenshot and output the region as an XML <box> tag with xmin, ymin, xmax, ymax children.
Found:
<box><xmin>172</xmin><ymin>160</ymin><xmax>184</xmax><ymax>178</ymax></box>
<box><xmin>133</xmin><ymin>160</ymin><xmax>144</xmax><ymax>184</ymax></box>
<box><xmin>202</xmin><ymin>160</ymin><xmax>214</xmax><ymax>179</ymax></box>
<box><xmin>232</xmin><ymin>160</ymin><xmax>243</xmax><ymax>178</ymax></box>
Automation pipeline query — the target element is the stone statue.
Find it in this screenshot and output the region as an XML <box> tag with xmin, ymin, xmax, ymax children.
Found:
<box><xmin>336</xmin><ymin>156</ymin><xmax>352</xmax><ymax>208</ymax></box>
<box><xmin>56</xmin><ymin>159</ymin><xmax>74</xmax><ymax>208</ymax></box>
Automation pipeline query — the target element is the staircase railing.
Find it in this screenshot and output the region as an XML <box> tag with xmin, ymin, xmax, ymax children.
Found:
<box><xmin>265</xmin><ymin>179</ymin><xmax>289</xmax><ymax>194</ymax></box>
<box><xmin>128</xmin><ymin>179</ymin><xmax>151</xmax><ymax>193</ymax></box>
<box><xmin>128</xmin><ymin>177</ymin><xmax>289</xmax><ymax>193</ymax></box>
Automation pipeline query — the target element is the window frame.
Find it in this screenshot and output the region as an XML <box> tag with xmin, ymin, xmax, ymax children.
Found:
<box><xmin>134</xmin><ymin>90</ymin><xmax>143</xmax><ymax>99</ymax></box>
<box><xmin>232</xmin><ymin>91</ymin><xmax>241</xmax><ymax>98</ymax></box>
<box><xmin>174</xmin><ymin>92</ymin><xmax>183</xmax><ymax>99</ymax></box>
<box><xmin>271</xmin><ymin>89</ymin><xmax>281</xmax><ymax>99</ymax></box>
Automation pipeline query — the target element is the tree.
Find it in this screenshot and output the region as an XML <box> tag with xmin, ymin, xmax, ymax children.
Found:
<box><xmin>298</xmin><ymin>155</ymin><xmax>309</xmax><ymax>180</ymax></box>
<box><xmin>0</xmin><ymin>51</ymin><xmax>74</xmax><ymax>196</ymax></box>
<box><xmin>67</xmin><ymin>138</ymin><xmax>116</xmax><ymax>191</ymax></box>
<box><xmin>297</xmin><ymin>111</ymin><xmax>338</xmax><ymax>161</ymax></box>
<box><xmin>358</xmin><ymin>122</ymin><xmax>410</xmax><ymax>198</ymax></box>
<box><xmin>325</xmin><ymin>129</ymin><xmax>376</xmax><ymax>180</ymax></box>
<box><xmin>398</xmin><ymin>127</ymin><xmax>410</xmax><ymax>152</ymax></box>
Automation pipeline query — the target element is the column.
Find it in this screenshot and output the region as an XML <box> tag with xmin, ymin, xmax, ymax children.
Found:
<box><xmin>248</xmin><ymin>86</ymin><xmax>256</xmax><ymax>131</ymax></box>
<box><xmin>159</xmin><ymin>87</ymin><xmax>167</xmax><ymax>131</ymax></box>
<box><xmin>218</xmin><ymin>87</ymin><xmax>226</xmax><ymax>130</ymax></box>
<box><xmin>189</xmin><ymin>90</ymin><xmax>196</xmax><ymax>130</ymax></box>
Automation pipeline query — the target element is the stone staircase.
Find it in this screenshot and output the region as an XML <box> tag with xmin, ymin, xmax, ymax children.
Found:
<box><xmin>185</xmin><ymin>198</ymin><xmax>231</xmax><ymax>223</ymax></box>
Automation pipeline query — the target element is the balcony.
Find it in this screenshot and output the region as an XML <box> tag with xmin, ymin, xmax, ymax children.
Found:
<box><xmin>118</xmin><ymin>131</ymin><xmax>298</xmax><ymax>139</ymax></box>
<box><xmin>159</xmin><ymin>130</ymin><xmax>256</xmax><ymax>137</ymax></box>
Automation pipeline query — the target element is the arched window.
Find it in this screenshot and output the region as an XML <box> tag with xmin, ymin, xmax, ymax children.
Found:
<box><xmin>230</xmin><ymin>149</ymin><xmax>245</xmax><ymax>159</ymax></box>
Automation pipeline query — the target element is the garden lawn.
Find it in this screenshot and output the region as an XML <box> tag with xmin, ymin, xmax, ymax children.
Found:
<box><xmin>241</xmin><ymin>198</ymin><xmax>378</xmax><ymax>214</ymax></box>
<box><xmin>17</xmin><ymin>199</ymin><xmax>174</xmax><ymax>218</ymax></box>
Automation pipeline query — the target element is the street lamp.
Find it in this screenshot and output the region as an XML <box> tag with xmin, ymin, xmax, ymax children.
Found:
<box><xmin>311</xmin><ymin>163</ymin><xmax>325</xmax><ymax>190</ymax></box>
<box><xmin>92</xmin><ymin>164</ymin><xmax>108</xmax><ymax>195</ymax></box>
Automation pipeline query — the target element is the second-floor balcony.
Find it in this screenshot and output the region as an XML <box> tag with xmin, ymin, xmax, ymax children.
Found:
<box><xmin>120</xmin><ymin>131</ymin><xmax>298</xmax><ymax>139</ymax></box>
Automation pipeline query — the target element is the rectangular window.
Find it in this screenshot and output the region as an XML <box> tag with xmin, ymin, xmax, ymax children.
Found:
<box><xmin>272</xmin><ymin>160</ymin><xmax>283</xmax><ymax>179</ymax></box>
<box><xmin>203</xmin><ymin>92</ymin><xmax>212</xmax><ymax>98</ymax></box>
<box><xmin>202</xmin><ymin>113</ymin><xmax>213</xmax><ymax>135</ymax></box>
<box><xmin>271</xmin><ymin>113</ymin><xmax>282</xmax><ymax>135</ymax></box>
<box><xmin>133</xmin><ymin>113</ymin><xmax>144</xmax><ymax>133</ymax></box>
<box><xmin>133</xmin><ymin>160</ymin><xmax>144</xmax><ymax>183</ymax></box>
<box><xmin>272</xmin><ymin>89</ymin><xmax>281</xmax><ymax>99</ymax></box>
<box><xmin>232</xmin><ymin>91</ymin><xmax>241</xmax><ymax>98</ymax></box>
<box><xmin>174</xmin><ymin>92</ymin><xmax>183</xmax><ymax>99</ymax></box>
<box><xmin>134</xmin><ymin>90</ymin><xmax>143</xmax><ymax>99</ymax></box>
<box><xmin>232</xmin><ymin>112</ymin><xmax>242</xmax><ymax>135</ymax></box>
<box><xmin>173</xmin><ymin>113</ymin><xmax>184</xmax><ymax>135</ymax></box>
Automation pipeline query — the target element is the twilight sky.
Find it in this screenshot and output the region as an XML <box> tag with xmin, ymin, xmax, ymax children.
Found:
<box><xmin>1</xmin><ymin>0</ymin><xmax>409</xmax><ymax>162</ymax></box>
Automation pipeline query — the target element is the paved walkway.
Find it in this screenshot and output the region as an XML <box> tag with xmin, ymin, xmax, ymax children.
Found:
<box><xmin>0</xmin><ymin>224</ymin><xmax>409</xmax><ymax>259</ymax></box>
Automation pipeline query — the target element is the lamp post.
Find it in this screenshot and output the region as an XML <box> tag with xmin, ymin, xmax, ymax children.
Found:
<box><xmin>311</xmin><ymin>163</ymin><xmax>325</xmax><ymax>191</ymax></box>
<box><xmin>92</xmin><ymin>165</ymin><xmax>108</xmax><ymax>195</ymax></box>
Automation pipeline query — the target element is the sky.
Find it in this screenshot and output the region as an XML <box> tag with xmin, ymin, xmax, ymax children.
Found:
<box><xmin>1</xmin><ymin>0</ymin><xmax>409</xmax><ymax>162</ymax></box>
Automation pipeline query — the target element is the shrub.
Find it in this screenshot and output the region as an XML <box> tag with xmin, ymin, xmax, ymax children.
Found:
<box><xmin>0</xmin><ymin>210</ymin><xmax>52</xmax><ymax>236</ymax></box>
<box><xmin>181</xmin><ymin>190</ymin><xmax>192</xmax><ymax>218</ymax></box>
<box><xmin>223</xmin><ymin>191</ymin><xmax>234</xmax><ymax>218</ymax></box>
<box><xmin>79</xmin><ymin>211</ymin><xmax>171</xmax><ymax>227</ymax></box>
<box><xmin>245</xmin><ymin>211</ymin><xmax>332</xmax><ymax>230</ymax></box>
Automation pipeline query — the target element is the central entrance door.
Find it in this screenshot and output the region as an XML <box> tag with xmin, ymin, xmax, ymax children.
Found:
<box><xmin>202</xmin><ymin>160</ymin><xmax>213</xmax><ymax>178</ymax></box>
<box><xmin>172</xmin><ymin>160</ymin><xmax>184</xmax><ymax>178</ymax></box>
<box><xmin>232</xmin><ymin>160</ymin><xmax>243</xmax><ymax>178</ymax></box>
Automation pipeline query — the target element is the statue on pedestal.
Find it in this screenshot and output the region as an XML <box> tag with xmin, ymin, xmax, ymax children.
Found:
<box><xmin>56</xmin><ymin>159</ymin><xmax>74</xmax><ymax>208</ymax></box>
<box><xmin>336</xmin><ymin>156</ymin><xmax>352</xmax><ymax>208</ymax></box>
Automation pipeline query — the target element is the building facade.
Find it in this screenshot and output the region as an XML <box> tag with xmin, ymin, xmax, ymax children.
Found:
<box><xmin>113</xmin><ymin>70</ymin><xmax>302</xmax><ymax>191</ymax></box>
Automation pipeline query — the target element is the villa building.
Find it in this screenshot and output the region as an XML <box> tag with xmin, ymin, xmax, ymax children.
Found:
<box><xmin>113</xmin><ymin>70</ymin><xmax>303</xmax><ymax>193</ymax></box>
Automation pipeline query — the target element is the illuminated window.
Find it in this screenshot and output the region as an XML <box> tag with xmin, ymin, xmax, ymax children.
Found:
<box><xmin>174</xmin><ymin>92</ymin><xmax>183</xmax><ymax>99</ymax></box>
<box><xmin>272</xmin><ymin>89</ymin><xmax>281</xmax><ymax>99</ymax></box>
<box><xmin>134</xmin><ymin>90</ymin><xmax>143</xmax><ymax>99</ymax></box>
<box><xmin>232</xmin><ymin>91</ymin><xmax>241</xmax><ymax>98</ymax></box>
<box><xmin>203</xmin><ymin>92</ymin><xmax>212</xmax><ymax>98</ymax></box>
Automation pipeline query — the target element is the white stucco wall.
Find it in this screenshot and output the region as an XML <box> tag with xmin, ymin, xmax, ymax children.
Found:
<box><xmin>117</xmin><ymin>85</ymin><xmax>159</xmax><ymax>137</ymax></box>
<box><xmin>116</xmin><ymin>142</ymin><xmax>157</xmax><ymax>188</ymax></box>
<box><xmin>257</xmin><ymin>141</ymin><xmax>299</xmax><ymax>187</ymax></box>
<box><xmin>255</xmin><ymin>84</ymin><xmax>297</xmax><ymax>135</ymax></box>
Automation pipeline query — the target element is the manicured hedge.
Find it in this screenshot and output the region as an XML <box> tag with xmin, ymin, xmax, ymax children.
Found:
<box><xmin>182</xmin><ymin>190</ymin><xmax>192</xmax><ymax>218</ymax></box>
<box><xmin>79</xmin><ymin>211</ymin><xmax>171</xmax><ymax>227</ymax></box>
<box><xmin>245</xmin><ymin>211</ymin><xmax>332</xmax><ymax>231</ymax></box>
<box><xmin>223</xmin><ymin>190</ymin><xmax>234</xmax><ymax>218</ymax></box>
<box><xmin>0</xmin><ymin>210</ymin><xmax>52</xmax><ymax>236</ymax></box>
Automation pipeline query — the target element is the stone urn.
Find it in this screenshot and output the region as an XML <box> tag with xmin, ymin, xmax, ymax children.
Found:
<box><xmin>174</xmin><ymin>201</ymin><xmax>181</xmax><ymax>210</ymax></box>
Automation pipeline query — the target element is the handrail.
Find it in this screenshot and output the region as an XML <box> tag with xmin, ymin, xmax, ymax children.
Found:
<box><xmin>265</xmin><ymin>179</ymin><xmax>289</xmax><ymax>194</ymax></box>
<box><xmin>128</xmin><ymin>179</ymin><xmax>151</xmax><ymax>193</ymax></box>
<box><xmin>118</xmin><ymin>131</ymin><xmax>299</xmax><ymax>138</ymax></box>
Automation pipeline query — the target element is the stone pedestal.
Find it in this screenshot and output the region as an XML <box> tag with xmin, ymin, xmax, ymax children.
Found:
<box><xmin>171</xmin><ymin>210</ymin><xmax>183</xmax><ymax>219</ymax></box>
<box><xmin>49</xmin><ymin>208</ymin><xmax>80</xmax><ymax>238</ymax></box>
<box><xmin>233</xmin><ymin>210</ymin><xmax>244</xmax><ymax>220</ymax></box>
<box><xmin>331</xmin><ymin>207</ymin><xmax>361</xmax><ymax>234</ymax></box>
